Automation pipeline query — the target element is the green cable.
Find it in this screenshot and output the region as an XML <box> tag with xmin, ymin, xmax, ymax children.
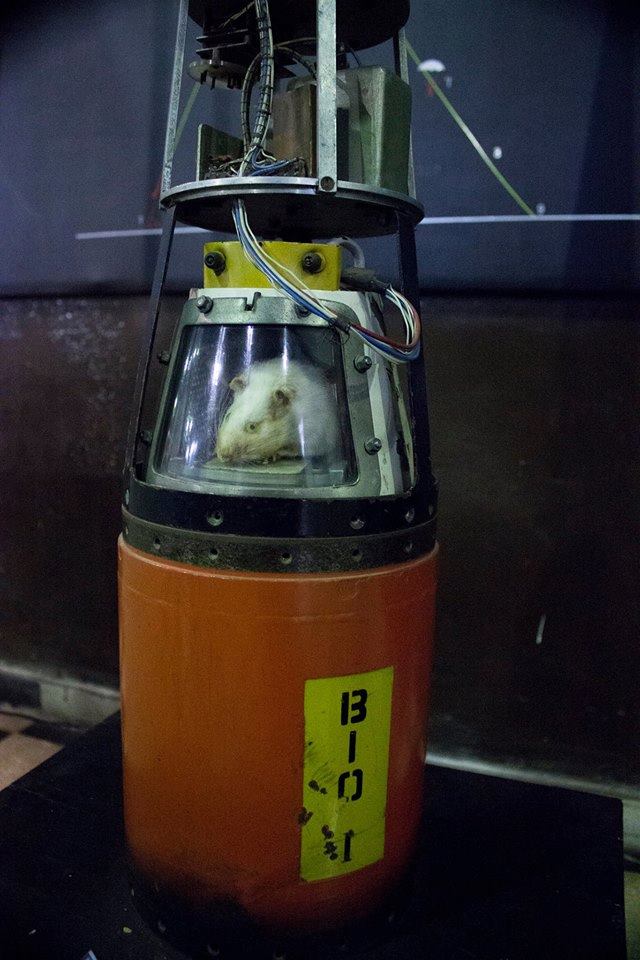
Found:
<box><xmin>405</xmin><ymin>40</ymin><xmax>535</xmax><ymax>216</ymax></box>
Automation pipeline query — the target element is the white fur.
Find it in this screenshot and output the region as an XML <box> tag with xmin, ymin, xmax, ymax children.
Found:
<box><xmin>215</xmin><ymin>358</ymin><xmax>338</xmax><ymax>464</ymax></box>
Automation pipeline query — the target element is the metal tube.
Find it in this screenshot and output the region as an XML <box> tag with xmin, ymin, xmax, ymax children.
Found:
<box><xmin>315</xmin><ymin>0</ymin><xmax>338</xmax><ymax>192</ymax></box>
<box><xmin>124</xmin><ymin>206</ymin><xmax>177</xmax><ymax>477</ymax></box>
<box><xmin>161</xmin><ymin>0</ymin><xmax>190</xmax><ymax>196</ymax></box>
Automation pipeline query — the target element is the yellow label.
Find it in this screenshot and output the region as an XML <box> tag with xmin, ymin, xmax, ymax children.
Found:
<box><xmin>300</xmin><ymin>666</ymin><xmax>394</xmax><ymax>881</ymax></box>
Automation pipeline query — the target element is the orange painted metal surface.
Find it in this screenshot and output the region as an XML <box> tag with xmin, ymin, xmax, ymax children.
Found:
<box><xmin>118</xmin><ymin>538</ymin><xmax>437</xmax><ymax>935</ymax></box>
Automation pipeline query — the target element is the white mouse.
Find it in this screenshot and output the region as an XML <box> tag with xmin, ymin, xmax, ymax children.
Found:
<box><xmin>214</xmin><ymin>357</ymin><xmax>339</xmax><ymax>464</ymax></box>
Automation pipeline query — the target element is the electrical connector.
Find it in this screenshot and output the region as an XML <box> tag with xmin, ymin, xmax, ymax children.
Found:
<box><xmin>340</xmin><ymin>267</ymin><xmax>389</xmax><ymax>295</ymax></box>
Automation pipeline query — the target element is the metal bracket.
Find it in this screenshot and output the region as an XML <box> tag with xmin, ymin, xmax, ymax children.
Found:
<box><xmin>161</xmin><ymin>0</ymin><xmax>189</xmax><ymax>196</ymax></box>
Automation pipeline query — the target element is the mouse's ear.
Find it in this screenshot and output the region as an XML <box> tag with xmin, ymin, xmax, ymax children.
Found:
<box><xmin>229</xmin><ymin>374</ymin><xmax>247</xmax><ymax>392</ymax></box>
<box><xmin>271</xmin><ymin>385</ymin><xmax>294</xmax><ymax>411</ymax></box>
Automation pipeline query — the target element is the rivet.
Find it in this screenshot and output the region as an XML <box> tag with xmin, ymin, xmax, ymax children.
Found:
<box><xmin>301</xmin><ymin>251</ymin><xmax>324</xmax><ymax>274</ymax></box>
<box><xmin>204</xmin><ymin>250</ymin><xmax>226</xmax><ymax>275</ymax></box>
<box><xmin>354</xmin><ymin>355</ymin><xmax>372</xmax><ymax>373</ymax></box>
<box><xmin>364</xmin><ymin>437</ymin><xmax>382</xmax><ymax>455</ymax></box>
<box><xmin>196</xmin><ymin>295</ymin><xmax>214</xmax><ymax>314</ymax></box>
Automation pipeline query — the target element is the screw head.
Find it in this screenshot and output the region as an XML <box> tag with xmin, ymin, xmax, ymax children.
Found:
<box><xmin>196</xmin><ymin>295</ymin><xmax>214</xmax><ymax>314</ymax></box>
<box><xmin>157</xmin><ymin>350</ymin><xmax>170</xmax><ymax>364</ymax></box>
<box><xmin>204</xmin><ymin>251</ymin><xmax>226</xmax><ymax>275</ymax></box>
<box><xmin>301</xmin><ymin>251</ymin><xmax>324</xmax><ymax>274</ymax></box>
<box><xmin>364</xmin><ymin>437</ymin><xmax>382</xmax><ymax>455</ymax></box>
<box><xmin>354</xmin><ymin>355</ymin><xmax>372</xmax><ymax>373</ymax></box>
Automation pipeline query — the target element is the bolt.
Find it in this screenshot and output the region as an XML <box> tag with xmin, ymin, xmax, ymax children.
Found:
<box><xmin>157</xmin><ymin>350</ymin><xmax>170</xmax><ymax>364</ymax></box>
<box><xmin>301</xmin><ymin>251</ymin><xmax>324</xmax><ymax>274</ymax></box>
<box><xmin>196</xmin><ymin>295</ymin><xmax>214</xmax><ymax>314</ymax></box>
<box><xmin>354</xmin><ymin>355</ymin><xmax>372</xmax><ymax>373</ymax></box>
<box><xmin>204</xmin><ymin>250</ymin><xmax>226</xmax><ymax>275</ymax></box>
<box><xmin>364</xmin><ymin>437</ymin><xmax>382</xmax><ymax>455</ymax></box>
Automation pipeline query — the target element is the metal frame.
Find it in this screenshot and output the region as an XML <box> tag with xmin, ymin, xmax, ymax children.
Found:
<box><xmin>158</xmin><ymin>0</ymin><xmax>422</xmax><ymax>221</ymax></box>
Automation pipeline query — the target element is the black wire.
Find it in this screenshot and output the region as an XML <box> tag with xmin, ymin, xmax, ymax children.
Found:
<box><xmin>343</xmin><ymin>41</ymin><xmax>362</xmax><ymax>67</ymax></box>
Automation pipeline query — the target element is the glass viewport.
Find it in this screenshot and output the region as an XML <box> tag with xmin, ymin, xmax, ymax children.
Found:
<box><xmin>155</xmin><ymin>324</ymin><xmax>357</xmax><ymax>491</ymax></box>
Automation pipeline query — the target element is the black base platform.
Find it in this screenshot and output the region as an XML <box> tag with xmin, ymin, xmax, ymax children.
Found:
<box><xmin>0</xmin><ymin>715</ymin><xmax>627</xmax><ymax>960</ymax></box>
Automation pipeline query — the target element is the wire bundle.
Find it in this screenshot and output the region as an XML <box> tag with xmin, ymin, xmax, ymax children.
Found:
<box><xmin>231</xmin><ymin>0</ymin><xmax>421</xmax><ymax>363</ymax></box>
<box><xmin>233</xmin><ymin>199</ymin><xmax>420</xmax><ymax>362</ymax></box>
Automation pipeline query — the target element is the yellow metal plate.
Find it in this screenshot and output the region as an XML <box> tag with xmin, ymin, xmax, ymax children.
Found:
<box><xmin>300</xmin><ymin>666</ymin><xmax>394</xmax><ymax>881</ymax></box>
<box><xmin>203</xmin><ymin>240</ymin><xmax>341</xmax><ymax>290</ymax></box>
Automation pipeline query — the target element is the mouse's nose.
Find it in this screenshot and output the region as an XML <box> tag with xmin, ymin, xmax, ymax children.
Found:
<box><xmin>216</xmin><ymin>443</ymin><xmax>239</xmax><ymax>463</ymax></box>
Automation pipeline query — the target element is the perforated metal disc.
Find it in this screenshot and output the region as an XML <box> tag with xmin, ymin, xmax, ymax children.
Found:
<box><xmin>160</xmin><ymin>177</ymin><xmax>423</xmax><ymax>239</ymax></box>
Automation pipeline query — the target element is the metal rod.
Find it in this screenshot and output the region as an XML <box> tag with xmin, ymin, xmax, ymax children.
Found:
<box><xmin>124</xmin><ymin>206</ymin><xmax>177</xmax><ymax>480</ymax></box>
<box><xmin>315</xmin><ymin>0</ymin><xmax>338</xmax><ymax>192</ymax></box>
<box><xmin>161</xmin><ymin>0</ymin><xmax>190</xmax><ymax>196</ymax></box>
<box><xmin>394</xmin><ymin>29</ymin><xmax>416</xmax><ymax>199</ymax></box>
<box><xmin>395</xmin><ymin>210</ymin><xmax>435</xmax><ymax>508</ymax></box>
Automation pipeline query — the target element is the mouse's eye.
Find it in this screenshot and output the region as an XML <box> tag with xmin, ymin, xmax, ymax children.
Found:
<box><xmin>246</xmin><ymin>421</ymin><xmax>258</xmax><ymax>432</ymax></box>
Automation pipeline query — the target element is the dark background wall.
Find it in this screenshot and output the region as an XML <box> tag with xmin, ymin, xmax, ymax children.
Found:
<box><xmin>0</xmin><ymin>1</ymin><xmax>639</xmax><ymax>786</ymax></box>
<box><xmin>0</xmin><ymin>0</ymin><xmax>638</xmax><ymax>295</ymax></box>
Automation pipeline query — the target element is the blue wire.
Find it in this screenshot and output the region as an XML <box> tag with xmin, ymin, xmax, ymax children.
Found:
<box><xmin>250</xmin><ymin>158</ymin><xmax>293</xmax><ymax>175</ymax></box>
<box><xmin>232</xmin><ymin>200</ymin><xmax>420</xmax><ymax>362</ymax></box>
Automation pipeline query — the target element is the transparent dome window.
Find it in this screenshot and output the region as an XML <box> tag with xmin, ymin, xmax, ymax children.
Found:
<box><xmin>154</xmin><ymin>324</ymin><xmax>357</xmax><ymax>491</ymax></box>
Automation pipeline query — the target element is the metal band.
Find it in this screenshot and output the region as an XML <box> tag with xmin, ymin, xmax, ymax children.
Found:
<box><xmin>123</xmin><ymin>510</ymin><xmax>436</xmax><ymax>574</ymax></box>
<box><xmin>126</xmin><ymin>471</ymin><xmax>437</xmax><ymax>539</ymax></box>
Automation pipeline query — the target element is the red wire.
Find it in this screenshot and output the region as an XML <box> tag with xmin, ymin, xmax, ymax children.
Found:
<box><xmin>349</xmin><ymin>295</ymin><xmax>422</xmax><ymax>352</ymax></box>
